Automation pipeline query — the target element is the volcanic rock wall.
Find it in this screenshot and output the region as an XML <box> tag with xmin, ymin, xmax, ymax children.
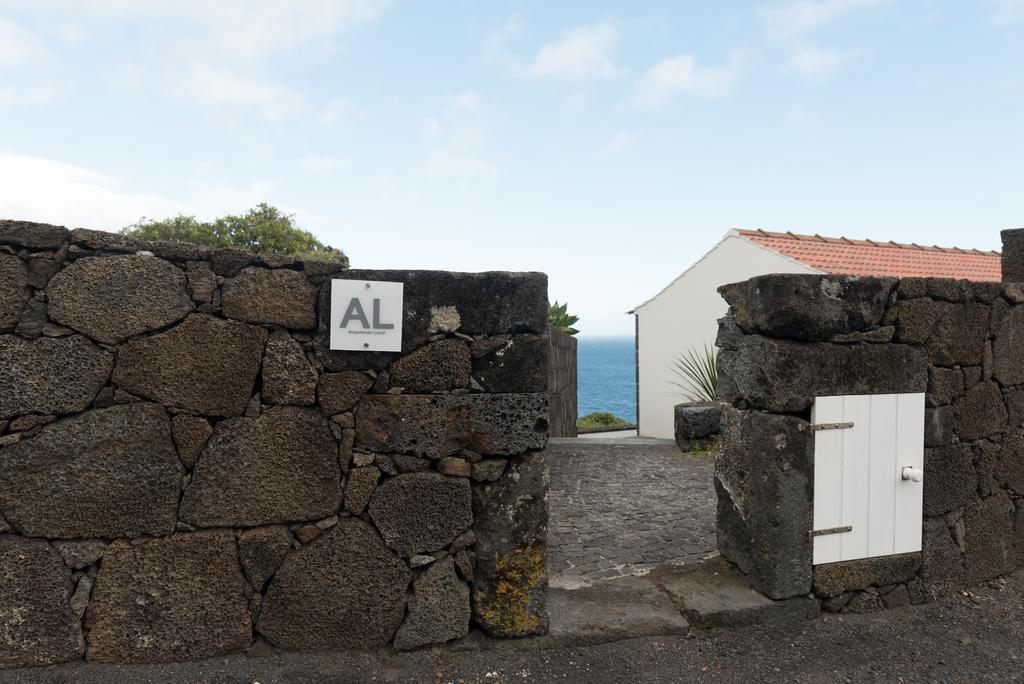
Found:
<box><xmin>715</xmin><ymin>271</ymin><xmax>1023</xmax><ymax>612</ymax></box>
<box><xmin>0</xmin><ymin>219</ymin><xmax>550</xmax><ymax>668</ymax></box>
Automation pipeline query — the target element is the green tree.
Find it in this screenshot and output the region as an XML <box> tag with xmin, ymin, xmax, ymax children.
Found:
<box><xmin>548</xmin><ymin>300</ymin><xmax>580</xmax><ymax>335</ymax></box>
<box><xmin>122</xmin><ymin>203</ymin><xmax>348</xmax><ymax>264</ymax></box>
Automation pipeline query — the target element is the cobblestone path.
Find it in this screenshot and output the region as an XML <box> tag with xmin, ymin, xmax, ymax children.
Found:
<box><xmin>548</xmin><ymin>439</ymin><xmax>718</xmax><ymax>587</ymax></box>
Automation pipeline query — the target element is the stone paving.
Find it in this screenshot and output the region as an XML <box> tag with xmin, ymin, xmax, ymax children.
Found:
<box><xmin>547</xmin><ymin>438</ymin><xmax>718</xmax><ymax>587</ymax></box>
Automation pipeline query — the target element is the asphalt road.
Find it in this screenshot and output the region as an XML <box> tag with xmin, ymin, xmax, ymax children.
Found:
<box><xmin>10</xmin><ymin>571</ymin><xmax>1024</xmax><ymax>683</ymax></box>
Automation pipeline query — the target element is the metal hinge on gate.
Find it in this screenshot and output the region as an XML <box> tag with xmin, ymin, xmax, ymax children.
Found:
<box><xmin>808</xmin><ymin>525</ymin><xmax>853</xmax><ymax>541</ymax></box>
<box><xmin>810</xmin><ymin>421</ymin><xmax>855</xmax><ymax>432</ymax></box>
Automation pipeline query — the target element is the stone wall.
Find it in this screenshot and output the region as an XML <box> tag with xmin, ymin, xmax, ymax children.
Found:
<box><xmin>714</xmin><ymin>271</ymin><xmax>1022</xmax><ymax>613</ymax></box>
<box><xmin>0</xmin><ymin>219</ymin><xmax>551</xmax><ymax>668</ymax></box>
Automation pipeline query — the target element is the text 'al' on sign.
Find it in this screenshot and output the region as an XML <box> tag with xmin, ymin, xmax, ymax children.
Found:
<box><xmin>329</xmin><ymin>280</ymin><xmax>404</xmax><ymax>352</ymax></box>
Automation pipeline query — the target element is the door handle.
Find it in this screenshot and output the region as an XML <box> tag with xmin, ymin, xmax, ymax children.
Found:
<box><xmin>901</xmin><ymin>466</ymin><xmax>923</xmax><ymax>482</ymax></box>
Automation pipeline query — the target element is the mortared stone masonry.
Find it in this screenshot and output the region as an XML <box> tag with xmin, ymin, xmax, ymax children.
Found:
<box><xmin>0</xmin><ymin>219</ymin><xmax>551</xmax><ymax>668</ymax></box>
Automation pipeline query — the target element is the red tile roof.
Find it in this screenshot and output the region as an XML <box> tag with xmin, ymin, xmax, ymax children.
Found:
<box><xmin>737</xmin><ymin>229</ymin><xmax>1001</xmax><ymax>282</ymax></box>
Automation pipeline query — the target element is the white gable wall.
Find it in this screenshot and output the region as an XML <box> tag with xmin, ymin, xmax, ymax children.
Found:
<box><xmin>633</xmin><ymin>235</ymin><xmax>820</xmax><ymax>439</ymax></box>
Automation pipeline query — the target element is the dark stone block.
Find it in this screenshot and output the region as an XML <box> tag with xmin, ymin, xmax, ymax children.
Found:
<box><xmin>86</xmin><ymin>531</ymin><xmax>252</xmax><ymax>663</ymax></box>
<box><xmin>726</xmin><ymin>335</ymin><xmax>926</xmax><ymax>413</ymax></box>
<box><xmin>0</xmin><ymin>335</ymin><xmax>112</xmax><ymax>419</ymax></box>
<box><xmin>261</xmin><ymin>330</ymin><xmax>317</xmax><ymax>406</ymax></box>
<box><xmin>148</xmin><ymin>240</ymin><xmax>209</xmax><ymax>262</ymax></box>
<box><xmin>993</xmin><ymin>305</ymin><xmax>1024</xmax><ymax>386</ymax></box>
<box><xmin>964</xmin><ymin>492</ymin><xmax>1015</xmax><ymax>584</ymax></box>
<box><xmin>0</xmin><ymin>219</ymin><xmax>68</xmax><ymax>250</ymax></box>
<box><xmin>209</xmin><ymin>247</ymin><xmax>256</xmax><ymax>276</ymax></box>
<box><xmin>472</xmin><ymin>451</ymin><xmax>549</xmax><ymax>637</ymax></box>
<box><xmin>390</xmin><ymin>339</ymin><xmax>471</xmax><ymax>392</ymax></box>
<box><xmin>314</xmin><ymin>271</ymin><xmax>547</xmax><ymax>371</ymax></box>
<box><xmin>26</xmin><ymin>256</ymin><xmax>59</xmax><ymax>289</ymax></box>
<box><xmin>355</xmin><ymin>394</ymin><xmax>548</xmax><ymax>458</ymax></box>
<box><xmin>15</xmin><ymin>298</ymin><xmax>47</xmax><ymax>338</ymax></box>
<box><xmin>0</xmin><ymin>403</ymin><xmax>181</xmax><ymax>538</ymax></box>
<box><xmin>237</xmin><ymin>526</ymin><xmax>292</xmax><ymax>591</ymax></box>
<box><xmin>715</xmin><ymin>316</ymin><xmax>743</xmax><ymax>351</ymax></box>
<box><xmin>718</xmin><ymin>274</ymin><xmax>896</xmax><ymax>342</ymax></box>
<box><xmin>170</xmin><ymin>415</ymin><xmax>212</xmax><ymax>468</ymax></box>
<box><xmin>112</xmin><ymin>314</ymin><xmax>267</xmax><ymax>417</ymax></box>
<box><xmin>897</xmin><ymin>278</ymin><xmax>928</xmax><ymax>299</ymax></box>
<box><xmin>180</xmin><ymin>406</ymin><xmax>342</xmax><ymax>527</ymax></box>
<box><xmin>829</xmin><ymin>326</ymin><xmax>894</xmax><ymax>344</ymax></box>
<box><xmin>343</xmin><ymin>465</ymin><xmax>381</xmax><ymax>514</ymax></box>
<box><xmin>715</xmin><ymin>350</ymin><xmax>741</xmax><ymax>405</ymax></box>
<box><xmin>257</xmin><ymin>519</ymin><xmax>410</xmax><ymax>650</ymax></box>
<box><xmin>1007</xmin><ymin>390</ymin><xmax>1024</xmax><ymax>430</ymax></box>
<box><xmin>715</xmin><ymin>407</ymin><xmax>813</xmax><ymax>599</ymax></box>
<box><xmin>925</xmin><ymin>278</ymin><xmax>973</xmax><ymax>303</ymax></box>
<box><xmin>923</xmin><ymin>444</ymin><xmax>972</xmax><ymax>516</ymax></box>
<box><xmin>954</xmin><ymin>382</ymin><xmax>1007</xmax><ymax>441</ymax></box>
<box><xmin>927</xmin><ymin>365</ymin><xmax>963</xmax><ymax>407</ymax></box>
<box><xmin>318</xmin><ymin>371</ymin><xmax>373</xmax><ymax>415</ymax></box>
<box><xmin>69</xmin><ymin>228</ymin><xmax>147</xmax><ymax>253</ymax></box>
<box><xmin>920</xmin><ymin>517</ymin><xmax>965</xmax><ymax>592</ymax></box>
<box><xmin>1001</xmin><ymin>228</ymin><xmax>1024</xmax><ymax>283</ymax></box>
<box><xmin>0</xmin><ymin>253</ymin><xmax>27</xmax><ymax>333</ymax></box>
<box><xmin>393</xmin><ymin>556</ymin><xmax>471</xmax><ymax>650</ymax></box>
<box><xmin>996</xmin><ymin>429</ymin><xmax>1024</xmax><ymax>496</ymax></box>
<box><xmin>674</xmin><ymin>401</ymin><xmax>723</xmax><ymax>451</ymax></box>
<box><xmin>46</xmin><ymin>255</ymin><xmax>194</xmax><ymax>344</ymax></box>
<box><xmin>0</xmin><ymin>537</ymin><xmax>82</xmax><ymax>668</ymax></box>
<box><xmin>812</xmin><ymin>553</ymin><xmax>921</xmax><ymax>598</ymax></box>
<box><xmin>222</xmin><ymin>267</ymin><xmax>317</xmax><ymax>330</ymax></box>
<box><xmin>368</xmin><ymin>472</ymin><xmax>472</xmax><ymax>556</ymax></box>
<box><xmin>924</xmin><ymin>406</ymin><xmax>955</xmax><ymax>447</ymax></box>
<box><xmin>471</xmin><ymin>334</ymin><xmax>549</xmax><ymax>393</ymax></box>
<box><xmin>895</xmin><ymin>299</ymin><xmax>988</xmax><ymax>367</ymax></box>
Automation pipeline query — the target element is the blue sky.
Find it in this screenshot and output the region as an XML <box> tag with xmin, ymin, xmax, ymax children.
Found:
<box><xmin>1</xmin><ymin>1</ymin><xmax>1022</xmax><ymax>335</ymax></box>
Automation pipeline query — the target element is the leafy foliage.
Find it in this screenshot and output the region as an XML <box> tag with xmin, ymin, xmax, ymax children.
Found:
<box><xmin>670</xmin><ymin>344</ymin><xmax>718</xmax><ymax>402</ymax></box>
<box><xmin>548</xmin><ymin>300</ymin><xmax>580</xmax><ymax>335</ymax></box>
<box><xmin>122</xmin><ymin>203</ymin><xmax>347</xmax><ymax>264</ymax></box>
<box><xmin>576</xmin><ymin>411</ymin><xmax>632</xmax><ymax>431</ymax></box>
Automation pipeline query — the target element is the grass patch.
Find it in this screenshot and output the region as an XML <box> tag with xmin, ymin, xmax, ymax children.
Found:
<box><xmin>576</xmin><ymin>411</ymin><xmax>634</xmax><ymax>432</ymax></box>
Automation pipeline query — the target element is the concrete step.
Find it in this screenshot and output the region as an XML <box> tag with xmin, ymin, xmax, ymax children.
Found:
<box><xmin>546</xmin><ymin>575</ymin><xmax>690</xmax><ymax>645</ymax></box>
<box><xmin>647</xmin><ymin>558</ymin><xmax>820</xmax><ymax>628</ymax></box>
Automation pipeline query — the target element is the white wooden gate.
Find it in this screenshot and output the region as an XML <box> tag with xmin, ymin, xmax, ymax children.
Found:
<box><xmin>812</xmin><ymin>393</ymin><xmax>925</xmax><ymax>565</ymax></box>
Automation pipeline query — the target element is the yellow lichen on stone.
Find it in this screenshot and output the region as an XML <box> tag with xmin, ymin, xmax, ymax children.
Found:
<box><xmin>475</xmin><ymin>544</ymin><xmax>546</xmax><ymax>636</ymax></box>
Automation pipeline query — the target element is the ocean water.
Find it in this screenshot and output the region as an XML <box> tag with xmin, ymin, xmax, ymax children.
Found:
<box><xmin>577</xmin><ymin>335</ymin><xmax>636</xmax><ymax>423</ymax></box>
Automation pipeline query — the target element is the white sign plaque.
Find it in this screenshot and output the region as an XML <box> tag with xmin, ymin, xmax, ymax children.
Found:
<box><xmin>330</xmin><ymin>280</ymin><xmax>404</xmax><ymax>352</ymax></box>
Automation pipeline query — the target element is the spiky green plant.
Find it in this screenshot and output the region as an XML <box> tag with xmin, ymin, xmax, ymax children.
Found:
<box><xmin>670</xmin><ymin>344</ymin><xmax>718</xmax><ymax>402</ymax></box>
<box><xmin>548</xmin><ymin>301</ymin><xmax>580</xmax><ymax>336</ymax></box>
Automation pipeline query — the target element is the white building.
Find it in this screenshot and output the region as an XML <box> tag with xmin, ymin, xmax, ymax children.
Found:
<box><xmin>630</xmin><ymin>229</ymin><xmax>1001</xmax><ymax>439</ymax></box>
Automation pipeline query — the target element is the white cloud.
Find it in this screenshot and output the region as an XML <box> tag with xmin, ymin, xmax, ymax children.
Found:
<box><xmin>530</xmin><ymin>21</ymin><xmax>622</xmax><ymax>81</ymax></box>
<box><xmin>990</xmin><ymin>0</ymin><xmax>1024</xmax><ymax>25</ymax></box>
<box><xmin>0</xmin><ymin>17</ymin><xmax>44</xmax><ymax>68</ymax></box>
<box><xmin>4</xmin><ymin>0</ymin><xmax>393</xmax><ymax>65</ymax></box>
<box><xmin>173</xmin><ymin>64</ymin><xmax>305</xmax><ymax>121</ymax></box>
<box><xmin>562</xmin><ymin>91</ymin><xmax>589</xmax><ymax>113</ymax></box>
<box><xmin>301</xmin><ymin>155</ymin><xmax>352</xmax><ymax>173</ymax></box>
<box><xmin>0</xmin><ymin>153</ymin><xmax>282</xmax><ymax>230</ymax></box>
<box><xmin>0</xmin><ymin>82</ymin><xmax>70</xmax><ymax>109</ymax></box>
<box><xmin>0</xmin><ymin>1</ymin><xmax>391</xmax><ymax>121</ymax></box>
<box><xmin>415</xmin><ymin>92</ymin><xmax>498</xmax><ymax>180</ymax></box>
<box><xmin>633</xmin><ymin>53</ymin><xmax>741</xmax><ymax>107</ymax></box>
<box><xmin>783</xmin><ymin>46</ymin><xmax>847</xmax><ymax>82</ymax></box>
<box><xmin>0</xmin><ymin>154</ymin><xmax>180</xmax><ymax>230</ymax></box>
<box><xmin>449</xmin><ymin>91</ymin><xmax>482</xmax><ymax>115</ymax></box>
<box><xmin>594</xmin><ymin>131</ymin><xmax>634</xmax><ymax>158</ymax></box>
<box><xmin>759</xmin><ymin>0</ymin><xmax>889</xmax><ymax>39</ymax></box>
<box><xmin>319</xmin><ymin>97</ymin><xmax>356</xmax><ymax>125</ymax></box>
